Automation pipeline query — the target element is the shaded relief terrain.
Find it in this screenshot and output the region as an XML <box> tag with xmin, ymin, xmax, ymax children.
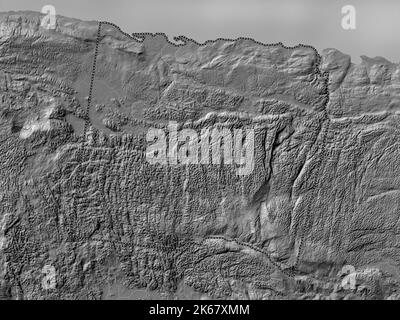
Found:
<box><xmin>1</xmin><ymin>11</ymin><xmax>400</xmax><ymax>300</ymax></box>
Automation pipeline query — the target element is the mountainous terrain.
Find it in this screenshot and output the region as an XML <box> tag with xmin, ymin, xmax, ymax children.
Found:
<box><xmin>1</xmin><ymin>11</ymin><xmax>400</xmax><ymax>299</ymax></box>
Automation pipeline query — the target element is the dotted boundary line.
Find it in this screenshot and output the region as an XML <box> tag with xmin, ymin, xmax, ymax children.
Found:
<box><xmin>82</xmin><ymin>22</ymin><xmax>102</xmax><ymax>138</ymax></box>
<box><xmin>82</xmin><ymin>20</ymin><xmax>332</xmax><ymax>279</ymax></box>
<box><xmin>99</xmin><ymin>21</ymin><xmax>330</xmax><ymax>86</ymax></box>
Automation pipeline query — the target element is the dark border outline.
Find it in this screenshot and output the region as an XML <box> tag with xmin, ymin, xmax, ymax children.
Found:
<box><xmin>84</xmin><ymin>21</ymin><xmax>332</xmax><ymax>279</ymax></box>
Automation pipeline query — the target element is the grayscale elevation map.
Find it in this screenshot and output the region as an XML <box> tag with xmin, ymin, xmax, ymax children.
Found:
<box><xmin>1</xmin><ymin>2</ymin><xmax>400</xmax><ymax>302</ymax></box>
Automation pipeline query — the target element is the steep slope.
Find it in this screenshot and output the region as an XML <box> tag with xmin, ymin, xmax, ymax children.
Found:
<box><xmin>0</xmin><ymin>11</ymin><xmax>399</xmax><ymax>300</ymax></box>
